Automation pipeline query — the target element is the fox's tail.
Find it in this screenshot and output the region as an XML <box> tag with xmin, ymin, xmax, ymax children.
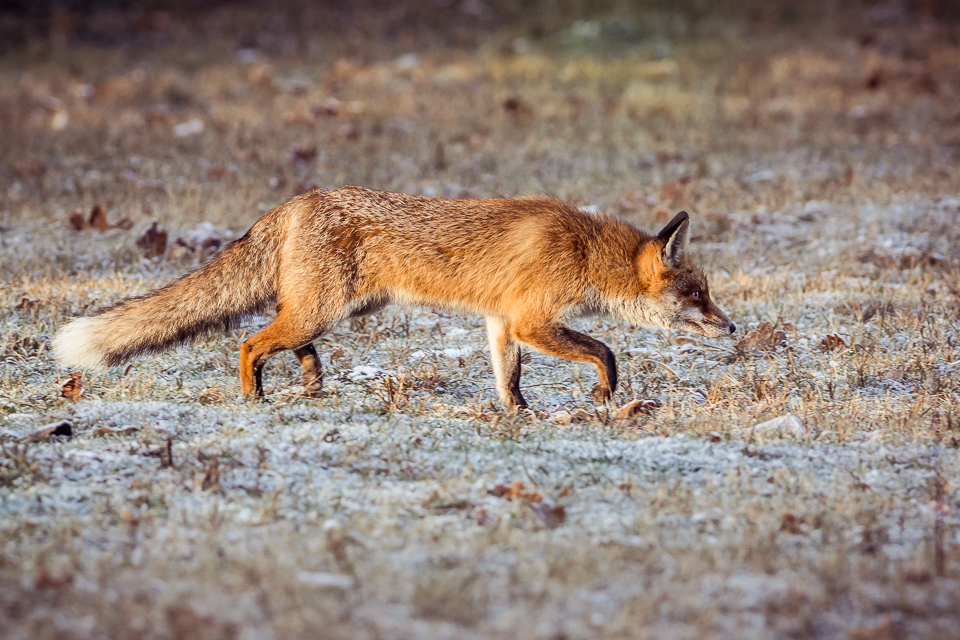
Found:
<box><xmin>53</xmin><ymin>216</ymin><xmax>282</xmax><ymax>369</ymax></box>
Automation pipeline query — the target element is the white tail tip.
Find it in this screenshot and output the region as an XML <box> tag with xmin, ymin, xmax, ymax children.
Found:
<box><xmin>53</xmin><ymin>317</ymin><xmax>108</xmax><ymax>369</ymax></box>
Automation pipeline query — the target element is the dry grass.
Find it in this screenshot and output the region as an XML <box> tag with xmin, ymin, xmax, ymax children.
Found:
<box><xmin>2</xmin><ymin>2</ymin><xmax>960</xmax><ymax>639</ymax></box>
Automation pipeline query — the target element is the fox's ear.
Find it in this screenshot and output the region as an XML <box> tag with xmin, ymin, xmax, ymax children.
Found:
<box><xmin>657</xmin><ymin>211</ymin><xmax>689</xmax><ymax>268</ymax></box>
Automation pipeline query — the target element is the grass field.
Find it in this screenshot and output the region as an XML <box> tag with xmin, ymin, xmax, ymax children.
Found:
<box><xmin>2</xmin><ymin>2</ymin><xmax>960</xmax><ymax>638</ymax></box>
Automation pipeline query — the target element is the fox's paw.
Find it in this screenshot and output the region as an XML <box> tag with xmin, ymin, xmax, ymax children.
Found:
<box><xmin>590</xmin><ymin>383</ymin><xmax>613</xmax><ymax>404</ymax></box>
<box><xmin>301</xmin><ymin>375</ymin><xmax>325</xmax><ymax>398</ymax></box>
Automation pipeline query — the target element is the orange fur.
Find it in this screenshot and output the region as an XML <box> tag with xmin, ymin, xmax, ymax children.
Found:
<box><xmin>53</xmin><ymin>186</ymin><xmax>734</xmax><ymax>410</ymax></box>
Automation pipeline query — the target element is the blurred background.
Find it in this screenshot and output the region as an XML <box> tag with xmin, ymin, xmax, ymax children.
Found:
<box><xmin>3</xmin><ymin>0</ymin><xmax>960</xmax><ymax>239</ymax></box>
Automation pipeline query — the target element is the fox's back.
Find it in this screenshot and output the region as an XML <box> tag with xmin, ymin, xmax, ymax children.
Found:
<box><xmin>282</xmin><ymin>187</ymin><xmax>614</xmax><ymax>314</ymax></box>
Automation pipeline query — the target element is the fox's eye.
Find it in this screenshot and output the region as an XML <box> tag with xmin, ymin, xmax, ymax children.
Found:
<box><xmin>691</xmin><ymin>291</ymin><xmax>701</xmax><ymax>299</ymax></box>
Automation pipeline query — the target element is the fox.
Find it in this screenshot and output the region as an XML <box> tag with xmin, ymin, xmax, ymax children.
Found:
<box><xmin>53</xmin><ymin>186</ymin><xmax>735</xmax><ymax>411</ymax></box>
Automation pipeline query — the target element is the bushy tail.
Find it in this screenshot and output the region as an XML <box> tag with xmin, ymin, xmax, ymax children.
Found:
<box><xmin>53</xmin><ymin>218</ymin><xmax>281</xmax><ymax>369</ymax></box>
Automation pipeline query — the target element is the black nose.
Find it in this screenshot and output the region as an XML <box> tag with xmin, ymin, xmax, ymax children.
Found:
<box><xmin>729</xmin><ymin>323</ymin><xmax>736</xmax><ymax>334</ymax></box>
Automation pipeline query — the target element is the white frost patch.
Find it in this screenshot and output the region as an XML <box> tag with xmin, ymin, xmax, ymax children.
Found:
<box><xmin>297</xmin><ymin>572</ymin><xmax>354</xmax><ymax>589</ymax></box>
<box><xmin>348</xmin><ymin>365</ymin><xmax>390</xmax><ymax>380</ymax></box>
<box><xmin>409</xmin><ymin>347</ymin><xmax>474</xmax><ymax>361</ymax></box>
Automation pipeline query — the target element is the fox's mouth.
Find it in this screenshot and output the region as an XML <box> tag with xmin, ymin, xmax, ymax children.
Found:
<box><xmin>680</xmin><ymin>319</ymin><xmax>734</xmax><ymax>338</ymax></box>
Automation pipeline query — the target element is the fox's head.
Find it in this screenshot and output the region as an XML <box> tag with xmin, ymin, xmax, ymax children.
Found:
<box><xmin>629</xmin><ymin>211</ymin><xmax>735</xmax><ymax>338</ymax></box>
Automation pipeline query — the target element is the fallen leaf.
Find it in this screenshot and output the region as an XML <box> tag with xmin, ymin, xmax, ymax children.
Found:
<box><xmin>89</xmin><ymin>204</ymin><xmax>109</xmax><ymax>230</ymax></box>
<box><xmin>66</xmin><ymin>205</ymin><xmax>133</xmax><ymax>232</ymax></box>
<box><xmin>61</xmin><ymin>372</ymin><xmax>84</xmax><ymax>402</ymax></box>
<box><xmin>615</xmin><ymin>399</ymin><xmax>659</xmax><ymax>420</ymax></box>
<box><xmin>14</xmin><ymin>296</ymin><xmax>40</xmax><ymax>311</ymax></box>
<box><xmin>735</xmin><ymin>321</ymin><xmax>788</xmax><ymax>352</ymax></box>
<box><xmin>819</xmin><ymin>333</ymin><xmax>846</xmax><ymax>352</ymax></box>
<box><xmin>329</xmin><ymin>346</ymin><xmax>345</xmax><ymax>362</ymax></box>
<box><xmin>780</xmin><ymin>512</ymin><xmax>802</xmax><ymax>534</ymax></box>
<box><xmin>67</xmin><ymin>210</ymin><xmax>87</xmax><ymax>231</ymax></box>
<box><xmin>489</xmin><ymin>481</ymin><xmax>542</xmax><ymax>502</ymax></box>
<box><xmin>529</xmin><ymin>502</ymin><xmax>566</xmax><ymax>529</ymax></box>
<box><xmin>884</xmin><ymin>369</ymin><xmax>904</xmax><ymax>381</ymax></box>
<box><xmin>503</xmin><ymin>96</ymin><xmax>533</xmax><ymax>115</ymax></box>
<box><xmin>137</xmin><ymin>221</ymin><xmax>168</xmax><ymax>258</ymax></box>
<box><xmin>475</xmin><ymin>508</ymin><xmax>491</xmax><ymax>526</ymax></box>
<box><xmin>28</xmin><ymin>420</ymin><xmax>73</xmax><ymax>441</ymax></box>
<box><xmin>289</xmin><ymin>145</ymin><xmax>317</xmax><ymax>164</ymax></box>
<box><xmin>34</xmin><ymin>568</ymin><xmax>74</xmax><ymax>590</ymax></box>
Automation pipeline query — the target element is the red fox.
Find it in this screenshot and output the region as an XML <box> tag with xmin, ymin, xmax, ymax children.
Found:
<box><xmin>53</xmin><ymin>187</ymin><xmax>734</xmax><ymax>410</ymax></box>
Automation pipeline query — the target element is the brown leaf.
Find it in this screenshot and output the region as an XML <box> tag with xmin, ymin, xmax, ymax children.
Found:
<box><xmin>67</xmin><ymin>210</ymin><xmax>87</xmax><ymax>231</ymax></box>
<box><xmin>137</xmin><ymin>221</ymin><xmax>168</xmax><ymax>258</ymax></box>
<box><xmin>489</xmin><ymin>480</ymin><xmax>542</xmax><ymax>503</ymax></box>
<box><xmin>475</xmin><ymin>508</ymin><xmax>491</xmax><ymax>526</ymax></box>
<box><xmin>615</xmin><ymin>399</ymin><xmax>659</xmax><ymax>420</ymax></box>
<box><xmin>289</xmin><ymin>145</ymin><xmax>317</xmax><ymax>164</ymax></box>
<box><xmin>819</xmin><ymin>333</ymin><xmax>846</xmax><ymax>352</ymax></box>
<box><xmin>88</xmin><ymin>204</ymin><xmax>110</xmax><ymax>230</ymax></box>
<box><xmin>34</xmin><ymin>568</ymin><xmax>74</xmax><ymax>590</ymax></box>
<box><xmin>329</xmin><ymin>346</ymin><xmax>345</xmax><ymax>362</ymax></box>
<box><xmin>14</xmin><ymin>296</ymin><xmax>40</xmax><ymax>311</ymax></box>
<box><xmin>114</xmin><ymin>216</ymin><xmax>134</xmax><ymax>231</ymax></box>
<box><xmin>529</xmin><ymin>502</ymin><xmax>566</xmax><ymax>529</ymax></box>
<box><xmin>735</xmin><ymin>322</ymin><xmax>788</xmax><ymax>353</ymax></box>
<box><xmin>28</xmin><ymin>420</ymin><xmax>73</xmax><ymax>441</ymax></box>
<box><xmin>780</xmin><ymin>512</ymin><xmax>802</xmax><ymax>534</ymax></box>
<box><xmin>503</xmin><ymin>96</ymin><xmax>533</xmax><ymax>115</ymax></box>
<box><xmin>884</xmin><ymin>369</ymin><xmax>904</xmax><ymax>381</ymax></box>
<box><xmin>61</xmin><ymin>372</ymin><xmax>84</xmax><ymax>402</ymax></box>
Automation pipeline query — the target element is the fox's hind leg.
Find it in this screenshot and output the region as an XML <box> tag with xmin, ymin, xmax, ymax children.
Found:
<box><xmin>485</xmin><ymin>316</ymin><xmax>527</xmax><ymax>411</ymax></box>
<box><xmin>293</xmin><ymin>343</ymin><xmax>324</xmax><ymax>397</ymax></box>
<box><xmin>240</xmin><ymin>306</ymin><xmax>336</xmax><ymax>398</ymax></box>
<box><xmin>512</xmin><ymin>323</ymin><xmax>617</xmax><ymax>404</ymax></box>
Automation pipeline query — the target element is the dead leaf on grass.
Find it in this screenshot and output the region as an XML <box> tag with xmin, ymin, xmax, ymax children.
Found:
<box><xmin>819</xmin><ymin>333</ymin><xmax>846</xmax><ymax>352</ymax></box>
<box><xmin>14</xmin><ymin>296</ymin><xmax>41</xmax><ymax>311</ymax></box>
<box><xmin>735</xmin><ymin>321</ymin><xmax>787</xmax><ymax>353</ymax></box>
<box><xmin>503</xmin><ymin>96</ymin><xmax>533</xmax><ymax>115</ymax></box>
<box><xmin>66</xmin><ymin>204</ymin><xmax>133</xmax><ymax>232</ymax></box>
<box><xmin>884</xmin><ymin>369</ymin><xmax>904</xmax><ymax>381</ymax></box>
<box><xmin>289</xmin><ymin>144</ymin><xmax>317</xmax><ymax>164</ymax></box>
<box><xmin>529</xmin><ymin>502</ymin><xmax>566</xmax><ymax>529</ymax></box>
<box><xmin>780</xmin><ymin>512</ymin><xmax>802</xmax><ymax>534</ymax></box>
<box><xmin>615</xmin><ymin>399</ymin><xmax>660</xmax><ymax>421</ymax></box>
<box><xmin>61</xmin><ymin>372</ymin><xmax>84</xmax><ymax>402</ymax></box>
<box><xmin>137</xmin><ymin>221</ymin><xmax>168</xmax><ymax>258</ymax></box>
<box><xmin>489</xmin><ymin>480</ymin><xmax>542</xmax><ymax>503</ymax></box>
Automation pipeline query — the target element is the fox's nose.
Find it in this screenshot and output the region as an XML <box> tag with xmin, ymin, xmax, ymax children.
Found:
<box><xmin>728</xmin><ymin>323</ymin><xmax>736</xmax><ymax>335</ymax></box>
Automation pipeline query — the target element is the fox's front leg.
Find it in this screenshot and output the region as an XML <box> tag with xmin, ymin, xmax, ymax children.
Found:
<box><xmin>485</xmin><ymin>316</ymin><xmax>527</xmax><ymax>411</ymax></box>
<box><xmin>512</xmin><ymin>322</ymin><xmax>617</xmax><ymax>403</ymax></box>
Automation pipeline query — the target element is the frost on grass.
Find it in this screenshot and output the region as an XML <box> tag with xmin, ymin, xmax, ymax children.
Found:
<box><xmin>3</xmin><ymin>6</ymin><xmax>960</xmax><ymax>638</ymax></box>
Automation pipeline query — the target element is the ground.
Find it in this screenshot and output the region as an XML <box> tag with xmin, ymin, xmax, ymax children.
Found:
<box><xmin>1</xmin><ymin>2</ymin><xmax>960</xmax><ymax>639</ymax></box>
